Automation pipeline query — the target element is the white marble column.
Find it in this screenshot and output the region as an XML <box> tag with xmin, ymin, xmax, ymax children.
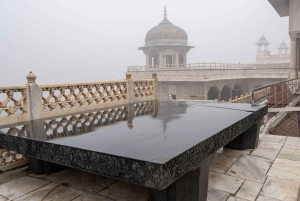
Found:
<box><xmin>146</xmin><ymin>53</ymin><xmax>150</xmax><ymax>67</ymax></box>
<box><xmin>159</xmin><ymin>52</ymin><xmax>163</xmax><ymax>67</ymax></box>
<box><xmin>289</xmin><ymin>37</ymin><xmax>298</xmax><ymax>79</ymax></box>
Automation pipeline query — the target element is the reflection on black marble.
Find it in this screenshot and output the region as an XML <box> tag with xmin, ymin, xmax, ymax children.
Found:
<box><xmin>0</xmin><ymin>101</ymin><xmax>156</xmax><ymax>140</ymax></box>
<box><xmin>156</xmin><ymin>102</ymin><xmax>188</xmax><ymax>132</ymax></box>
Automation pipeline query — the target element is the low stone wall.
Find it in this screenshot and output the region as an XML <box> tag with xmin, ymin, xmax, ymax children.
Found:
<box><xmin>228</xmin><ymin>88</ymin><xmax>270</xmax><ymax>103</ymax></box>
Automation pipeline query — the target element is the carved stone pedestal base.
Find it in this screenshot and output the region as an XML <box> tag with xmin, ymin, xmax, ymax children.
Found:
<box><xmin>225</xmin><ymin>120</ymin><xmax>261</xmax><ymax>150</ymax></box>
<box><xmin>150</xmin><ymin>156</ymin><xmax>211</xmax><ymax>201</ymax></box>
<box><xmin>28</xmin><ymin>158</ymin><xmax>65</xmax><ymax>174</ymax></box>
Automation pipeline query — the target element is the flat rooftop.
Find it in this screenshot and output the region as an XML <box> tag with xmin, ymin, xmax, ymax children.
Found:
<box><xmin>0</xmin><ymin>134</ymin><xmax>299</xmax><ymax>201</ymax></box>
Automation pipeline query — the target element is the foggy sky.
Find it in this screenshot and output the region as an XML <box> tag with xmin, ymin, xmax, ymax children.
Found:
<box><xmin>0</xmin><ymin>0</ymin><xmax>289</xmax><ymax>86</ymax></box>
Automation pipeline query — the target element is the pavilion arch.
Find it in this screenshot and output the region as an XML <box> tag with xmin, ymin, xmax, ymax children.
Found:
<box><xmin>207</xmin><ymin>87</ymin><xmax>219</xmax><ymax>100</ymax></box>
<box><xmin>232</xmin><ymin>84</ymin><xmax>243</xmax><ymax>98</ymax></box>
<box><xmin>220</xmin><ymin>85</ymin><xmax>231</xmax><ymax>101</ymax></box>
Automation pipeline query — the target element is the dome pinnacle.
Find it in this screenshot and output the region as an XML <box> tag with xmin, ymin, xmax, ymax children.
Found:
<box><xmin>164</xmin><ymin>5</ymin><xmax>167</xmax><ymax>17</ymax></box>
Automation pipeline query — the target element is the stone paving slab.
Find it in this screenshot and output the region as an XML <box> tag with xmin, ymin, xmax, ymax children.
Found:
<box><xmin>250</xmin><ymin>148</ymin><xmax>279</xmax><ymax>162</ymax></box>
<box><xmin>14</xmin><ymin>183</ymin><xmax>83</xmax><ymax>201</ymax></box>
<box><xmin>267</xmin><ymin>158</ymin><xmax>300</xmax><ymax>182</ymax></box>
<box><xmin>259</xmin><ymin>134</ymin><xmax>287</xmax><ymax>144</ymax></box>
<box><xmin>0</xmin><ymin>166</ymin><xmax>28</xmax><ymax>185</ymax></box>
<box><xmin>260</xmin><ymin>177</ymin><xmax>300</xmax><ymax>201</ymax></box>
<box><xmin>208</xmin><ymin>171</ymin><xmax>244</xmax><ymax>194</ymax></box>
<box><xmin>0</xmin><ymin>176</ymin><xmax>49</xmax><ymax>200</ymax></box>
<box><xmin>227</xmin><ymin>196</ymin><xmax>249</xmax><ymax>201</ymax></box>
<box><xmin>257</xmin><ymin>141</ymin><xmax>283</xmax><ymax>150</ymax></box>
<box><xmin>44</xmin><ymin>168</ymin><xmax>117</xmax><ymax>194</ymax></box>
<box><xmin>277</xmin><ymin>144</ymin><xmax>300</xmax><ymax>161</ymax></box>
<box><xmin>225</xmin><ymin>155</ymin><xmax>271</xmax><ymax>183</ymax></box>
<box><xmin>98</xmin><ymin>181</ymin><xmax>150</xmax><ymax>201</ymax></box>
<box><xmin>216</xmin><ymin>148</ymin><xmax>251</xmax><ymax>158</ymax></box>
<box><xmin>73</xmin><ymin>194</ymin><xmax>114</xmax><ymax>201</ymax></box>
<box><xmin>207</xmin><ymin>187</ymin><xmax>230</xmax><ymax>201</ymax></box>
<box><xmin>209</xmin><ymin>154</ymin><xmax>238</xmax><ymax>173</ymax></box>
<box><xmin>0</xmin><ymin>196</ymin><xmax>7</xmax><ymax>201</ymax></box>
<box><xmin>256</xmin><ymin>196</ymin><xmax>280</xmax><ymax>201</ymax></box>
<box><xmin>235</xmin><ymin>180</ymin><xmax>263</xmax><ymax>201</ymax></box>
<box><xmin>286</xmin><ymin>137</ymin><xmax>300</xmax><ymax>147</ymax></box>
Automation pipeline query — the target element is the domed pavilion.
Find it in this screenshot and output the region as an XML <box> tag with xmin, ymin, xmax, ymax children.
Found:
<box><xmin>138</xmin><ymin>6</ymin><xmax>195</xmax><ymax>67</ymax></box>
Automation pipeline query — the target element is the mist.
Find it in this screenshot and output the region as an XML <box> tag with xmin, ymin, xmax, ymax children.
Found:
<box><xmin>0</xmin><ymin>0</ymin><xmax>289</xmax><ymax>86</ymax></box>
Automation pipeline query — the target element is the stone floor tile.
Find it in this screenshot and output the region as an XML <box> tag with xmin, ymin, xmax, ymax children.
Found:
<box><xmin>0</xmin><ymin>166</ymin><xmax>29</xmax><ymax>184</ymax></box>
<box><xmin>206</xmin><ymin>187</ymin><xmax>230</xmax><ymax>201</ymax></box>
<box><xmin>286</xmin><ymin>137</ymin><xmax>300</xmax><ymax>147</ymax></box>
<box><xmin>260</xmin><ymin>177</ymin><xmax>300</xmax><ymax>201</ymax></box>
<box><xmin>256</xmin><ymin>196</ymin><xmax>280</xmax><ymax>201</ymax></box>
<box><xmin>0</xmin><ymin>176</ymin><xmax>49</xmax><ymax>200</ymax></box>
<box><xmin>216</xmin><ymin>148</ymin><xmax>251</xmax><ymax>158</ymax></box>
<box><xmin>209</xmin><ymin>154</ymin><xmax>238</xmax><ymax>173</ymax></box>
<box><xmin>257</xmin><ymin>141</ymin><xmax>283</xmax><ymax>150</ymax></box>
<box><xmin>227</xmin><ymin>196</ymin><xmax>249</xmax><ymax>201</ymax></box>
<box><xmin>267</xmin><ymin>158</ymin><xmax>300</xmax><ymax>182</ymax></box>
<box><xmin>225</xmin><ymin>156</ymin><xmax>271</xmax><ymax>183</ymax></box>
<box><xmin>259</xmin><ymin>134</ymin><xmax>286</xmax><ymax>144</ymax></box>
<box><xmin>73</xmin><ymin>194</ymin><xmax>114</xmax><ymax>201</ymax></box>
<box><xmin>14</xmin><ymin>183</ymin><xmax>83</xmax><ymax>201</ymax></box>
<box><xmin>208</xmin><ymin>171</ymin><xmax>244</xmax><ymax>194</ymax></box>
<box><xmin>250</xmin><ymin>148</ymin><xmax>280</xmax><ymax>161</ymax></box>
<box><xmin>28</xmin><ymin>173</ymin><xmax>49</xmax><ymax>179</ymax></box>
<box><xmin>0</xmin><ymin>195</ymin><xmax>7</xmax><ymax>201</ymax></box>
<box><xmin>277</xmin><ymin>144</ymin><xmax>300</xmax><ymax>162</ymax></box>
<box><xmin>44</xmin><ymin>168</ymin><xmax>117</xmax><ymax>194</ymax></box>
<box><xmin>235</xmin><ymin>180</ymin><xmax>263</xmax><ymax>201</ymax></box>
<box><xmin>98</xmin><ymin>181</ymin><xmax>149</xmax><ymax>201</ymax></box>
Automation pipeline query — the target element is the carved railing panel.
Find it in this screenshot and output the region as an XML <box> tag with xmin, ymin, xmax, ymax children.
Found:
<box><xmin>133</xmin><ymin>80</ymin><xmax>154</xmax><ymax>98</ymax></box>
<box><xmin>229</xmin><ymin>89</ymin><xmax>269</xmax><ymax>104</ymax></box>
<box><xmin>0</xmin><ymin>86</ymin><xmax>28</xmax><ymax>117</ymax></box>
<box><xmin>128</xmin><ymin>62</ymin><xmax>290</xmax><ymax>71</ymax></box>
<box><xmin>41</xmin><ymin>81</ymin><xmax>127</xmax><ymax>112</ymax></box>
<box><xmin>0</xmin><ymin>149</ymin><xmax>26</xmax><ymax>166</ymax></box>
<box><xmin>0</xmin><ymin>125</ymin><xmax>30</xmax><ymax>166</ymax></box>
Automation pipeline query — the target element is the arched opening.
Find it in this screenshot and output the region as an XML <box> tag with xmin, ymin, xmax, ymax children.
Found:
<box><xmin>220</xmin><ymin>86</ymin><xmax>231</xmax><ymax>101</ymax></box>
<box><xmin>232</xmin><ymin>84</ymin><xmax>243</xmax><ymax>99</ymax></box>
<box><xmin>207</xmin><ymin>87</ymin><xmax>218</xmax><ymax>100</ymax></box>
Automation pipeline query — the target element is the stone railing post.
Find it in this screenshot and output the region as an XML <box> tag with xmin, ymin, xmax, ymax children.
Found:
<box><xmin>26</xmin><ymin>71</ymin><xmax>42</xmax><ymax>120</ymax></box>
<box><xmin>152</xmin><ymin>73</ymin><xmax>158</xmax><ymax>100</ymax></box>
<box><xmin>126</xmin><ymin>73</ymin><xmax>134</xmax><ymax>103</ymax></box>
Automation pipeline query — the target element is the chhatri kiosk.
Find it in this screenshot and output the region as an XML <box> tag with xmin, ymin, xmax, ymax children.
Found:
<box><xmin>138</xmin><ymin>6</ymin><xmax>195</xmax><ymax>68</ymax></box>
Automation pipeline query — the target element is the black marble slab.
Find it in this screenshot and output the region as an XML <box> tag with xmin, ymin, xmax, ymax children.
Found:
<box><xmin>0</xmin><ymin>101</ymin><xmax>267</xmax><ymax>189</ymax></box>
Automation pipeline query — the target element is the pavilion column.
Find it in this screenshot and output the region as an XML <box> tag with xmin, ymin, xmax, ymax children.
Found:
<box><xmin>289</xmin><ymin>36</ymin><xmax>299</xmax><ymax>79</ymax></box>
<box><xmin>146</xmin><ymin>53</ymin><xmax>150</xmax><ymax>67</ymax></box>
<box><xmin>159</xmin><ymin>52</ymin><xmax>163</xmax><ymax>67</ymax></box>
<box><xmin>175</xmin><ymin>52</ymin><xmax>179</xmax><ymax>67</ymax></box>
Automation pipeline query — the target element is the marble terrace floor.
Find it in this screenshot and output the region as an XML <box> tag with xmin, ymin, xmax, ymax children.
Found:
<box><xmin>0</xmin><ymin>134</ymin><xmax>300</xmax><ymax>201</ymax></box>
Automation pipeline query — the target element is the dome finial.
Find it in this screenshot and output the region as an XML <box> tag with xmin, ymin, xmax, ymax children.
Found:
<box><xmin>164</xmin><ymin>5</ymin><xmax>167</xmax><ymax>17</ymax></box>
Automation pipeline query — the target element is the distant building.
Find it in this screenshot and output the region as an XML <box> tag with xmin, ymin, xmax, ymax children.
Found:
<box><xmin>138</xmin><ymin>6</ymin><xmax>195</xmax><ymax>67</ymax></box>
<box><xmin>255</xmin><ymin>34</ymin><xmax>290</xmax><ymax>64</ymax></box>
<box><xmin>129</xmin><ymin>7</ymin><xmax>289</xmax><ymax>101</ymax></box>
